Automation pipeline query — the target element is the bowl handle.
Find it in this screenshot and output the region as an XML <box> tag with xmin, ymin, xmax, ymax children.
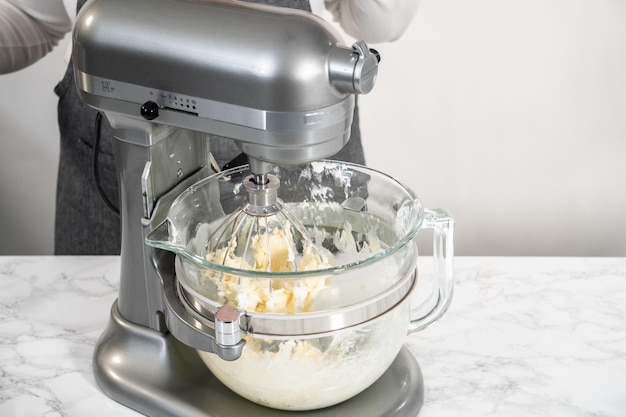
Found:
<box><xmin>408</xmin><ymin>208</ymin><xmax>455</xmax><ymax>333</ymax></box>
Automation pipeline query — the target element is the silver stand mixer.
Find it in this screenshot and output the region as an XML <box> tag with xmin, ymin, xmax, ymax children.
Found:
<box><xmin>74</xmin><ymin>0</ymin><xmax>425</xmax><ymax>415</ymax></box>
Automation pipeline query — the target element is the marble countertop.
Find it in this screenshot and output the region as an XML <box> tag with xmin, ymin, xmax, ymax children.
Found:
<box><xmin>1</xmin><ymin>256</ymin><xmax>625</xmax><ymax>417</ymax></box>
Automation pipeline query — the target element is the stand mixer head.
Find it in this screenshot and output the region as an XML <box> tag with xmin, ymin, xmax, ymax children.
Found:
<box><xmin>74</xmin><ymin>0</ymin><xmax>379</xmax><ymax>174</ymax></box>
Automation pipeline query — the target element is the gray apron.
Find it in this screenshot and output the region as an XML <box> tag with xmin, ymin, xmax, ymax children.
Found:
<box><xmin>54</xmin><ymin>0</ymin><xmax>364</xmax><ymax>255</ymax></box>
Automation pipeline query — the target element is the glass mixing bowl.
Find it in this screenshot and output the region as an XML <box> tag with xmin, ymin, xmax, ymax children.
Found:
<box><xmin>146</xmin><ymin>160</ymin><xmax>454</xmax><ymax>411</ymax></box>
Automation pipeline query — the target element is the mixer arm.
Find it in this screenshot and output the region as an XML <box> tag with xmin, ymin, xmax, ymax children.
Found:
<box><xmin>140</xmin><ymin>167</ymin><xmax>245</xmax><ymax>362</ymax></box>
<box><xmin>160</xmin><ymin>268</ymin><xmax>245</xmax><ymax>362</ymax></box>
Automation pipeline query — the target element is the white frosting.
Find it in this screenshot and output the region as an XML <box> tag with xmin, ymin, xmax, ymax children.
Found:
<box><xmin>205</xmin><ymin>225</ymin><xmax>332</xmax><ymax>313</ymax></box>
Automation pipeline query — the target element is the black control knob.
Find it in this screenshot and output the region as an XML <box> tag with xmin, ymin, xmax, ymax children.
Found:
<box><xmin>140</xmin><ymin>101</ymin><xmax>159</xmax><ymax>120</ymax></box>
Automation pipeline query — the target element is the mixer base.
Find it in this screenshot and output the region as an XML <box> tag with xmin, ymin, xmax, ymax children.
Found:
<box><xmin>94</xmin><ymin>301</ymin><xmax>424</xmax><ymax>417</ymax></box>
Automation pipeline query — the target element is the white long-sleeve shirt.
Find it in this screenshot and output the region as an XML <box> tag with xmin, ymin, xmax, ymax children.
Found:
<box><xmin>322</xmin><ymin>0</ymin><xmax>419</xmax><ymax>43</ymax></box>
<box><xmin>0</xmin><ymin>0</ymin><xmax>418</xmax><ymax>74</ymax></box>
<box><xmin>0</xmin><ymin>0</ymin><xmax>72</xmax><ymax>74</ymax></box>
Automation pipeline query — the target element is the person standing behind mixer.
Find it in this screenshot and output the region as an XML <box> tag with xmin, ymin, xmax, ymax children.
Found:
<box><xmin>1</xmin><ymin>0</ymin><xmax>419</xmax><ymax>255</ymax></box>
<box><xmin>0</xmin><ymin>0</ymin><xmax>72</xmax><ymax>73</ymax></box>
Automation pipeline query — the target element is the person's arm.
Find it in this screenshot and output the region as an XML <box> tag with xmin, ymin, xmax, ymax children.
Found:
<box><xmin>0</xmin><ymin>0</ymin><xmax>72</xmax><ymax>74</ymax></box>
<box><xmin>324</xmin><ymin>0</ymin><xmax>419</xmax><ymax>43</ymax></box>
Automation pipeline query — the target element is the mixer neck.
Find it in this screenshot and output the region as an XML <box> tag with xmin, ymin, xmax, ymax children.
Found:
<box><xmin>247</xmin><ymin>158</ymin><xmax>274</xmax><ymax>179</ymax></box>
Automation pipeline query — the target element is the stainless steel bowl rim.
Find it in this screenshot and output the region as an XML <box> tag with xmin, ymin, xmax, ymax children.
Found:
<box><xmin>174</xmin><ymin>256</ymin><xmax>417</xmax><ymax>337</ymax></box>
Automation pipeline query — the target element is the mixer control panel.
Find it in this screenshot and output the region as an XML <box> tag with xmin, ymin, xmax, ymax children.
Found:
<box><xmin>159</xmin><ymin>93</ymin><xmax>198</xmax><ymax>113</ymax></box>
<box><xmin>78</xmin><ymin>72</ymin><xmax>268</xmax><ymax>129</ymax></box>
<box><xmin>77</xmin><ymin>71</ymin><xmax>354</xmax><ymax>140</ymax></box>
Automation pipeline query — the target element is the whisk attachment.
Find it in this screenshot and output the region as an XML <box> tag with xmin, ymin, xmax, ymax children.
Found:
<box><xmin>205</xmin><ymin>173</ymin><xmax>328</xmax><ymax>274</ymax></box>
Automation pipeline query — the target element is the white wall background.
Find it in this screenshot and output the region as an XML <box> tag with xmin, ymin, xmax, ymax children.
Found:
<box><xmin>1</xmin><ymin>0</ymin><xmax>625</xmax><ymax>256</ymax></box>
